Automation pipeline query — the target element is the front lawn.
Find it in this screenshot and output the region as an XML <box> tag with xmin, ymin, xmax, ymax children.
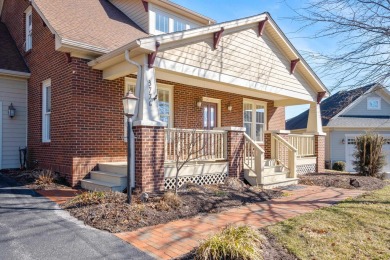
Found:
<box><xmin>267</xmin><ymin>184</ymin><xmax>390</xmax><ymax>260</ymax></box>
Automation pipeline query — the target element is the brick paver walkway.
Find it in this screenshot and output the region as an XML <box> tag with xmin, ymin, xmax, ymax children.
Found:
<box><xmin>116</xmin><ymin>185</ymin><xmax>365</xmax><ymax>259</ymax></box>
<box><xmin>36</xmin><ymin>189</ymin><xmax>80</xmax><ymax>204</ymax></box>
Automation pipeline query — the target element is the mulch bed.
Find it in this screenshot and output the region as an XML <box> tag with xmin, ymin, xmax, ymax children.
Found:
<box><xmin>61</xmin><ymin>180</ymin><xmax>283</xmax><ymax>233</ymax></box>
<box><xmin>299</xmin><ymin>173</ymin><xmax>387</xmax><ymax>191</ymax></box>
<box><xmin>176</xmin><ymin>228</ymin><xmax>296</xmax><ymax>260</ymax></box>
<box><xmin>0</xmin><ymin>168</ymin><xmax>70</xmax><ymax>190</ymax></box>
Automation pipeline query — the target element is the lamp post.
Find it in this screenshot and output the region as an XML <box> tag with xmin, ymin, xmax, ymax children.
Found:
<box><xmin>122</xmin><ymin>91</ymin><xmax>139</xmax><ymax>204</ymax></box>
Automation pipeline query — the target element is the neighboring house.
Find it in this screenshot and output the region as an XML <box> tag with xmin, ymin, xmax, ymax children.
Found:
<box><xmin>0</xmin><ymin>0</ymin><xmax>329</xmax><ymax>192</ymax></box>
<box><xmin>287</xmin><ymin>84</ymin><xmax>390</xmax><ymax>173</ymax></box>
<box><xmin>0</xmin><ymin>22</ymin><xmax>29</xmax><ymax>170</ymax></box>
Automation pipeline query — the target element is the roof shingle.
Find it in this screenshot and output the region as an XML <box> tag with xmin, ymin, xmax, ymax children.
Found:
<box><xmin>34</xmin><ymin>0</ymin><xmax>148</xmax><ymax>52</ymax></box>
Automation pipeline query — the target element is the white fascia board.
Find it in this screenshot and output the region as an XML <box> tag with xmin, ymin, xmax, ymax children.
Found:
<box><xmin>0</xmin><ymin>69</ymin><xmax>30</xmax><ymax>79</ymax></box>
<box><xmin>59</xmin><ymin>38</ymin><xmax>110</xmax><ymax>54</ymax></box>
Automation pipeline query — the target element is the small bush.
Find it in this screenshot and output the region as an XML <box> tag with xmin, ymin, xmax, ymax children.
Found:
<box><xmin>332</xmin><ymin>161</ymin><xmax>346</xmax><ymax>171</ymax></box>
<box><xmin>162</xmin><ymin>191</ymin><xmax>182</xmax><ymax>209</ymax></box>
<box><xmin>35</xmin><ymin>170</ymin><xmax>54</xmax><ymax>188</ymax></box>
<box><xmin>68</xmin><ymin>191</ymin><xmax>107</xmax><ymax>207</ymax></box>
<box><xmin>353</xmin><ymin>133</ymin><xmax>386</xmax><ymax>178</ymax></box>
<box><xmin>196</xmin><ymin>225</ymin><xmax>263</xmax><ymax>260</ymax></box>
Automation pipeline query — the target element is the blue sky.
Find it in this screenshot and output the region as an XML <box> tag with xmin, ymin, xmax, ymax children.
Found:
<box><xmin>171</xmin><ymin>0</ymin><xmax>336</xmax><ymax>119</ymax></box>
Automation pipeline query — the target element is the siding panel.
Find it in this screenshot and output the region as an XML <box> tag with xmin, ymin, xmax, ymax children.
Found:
<box><xmin>0</xmin><ymin>76</ymin><xmax>27</xmax><ymax>169</ymax></box>
<box><xmin>343</xmin><ymin>92</ymin><xmax>390</xmax><ymax>116</ymax></box>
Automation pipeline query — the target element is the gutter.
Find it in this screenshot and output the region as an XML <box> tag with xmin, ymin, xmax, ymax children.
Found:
<box><xmin>0</xmin><ymin>69</ymin><xmax>31</xmax><ymax>79</ymax></box>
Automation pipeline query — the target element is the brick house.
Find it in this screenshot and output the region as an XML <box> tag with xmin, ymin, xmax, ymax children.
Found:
<box><xmin>0</xmin><ymin>0</ymin><xmax>329</xmax><ymax>192</ymax></box>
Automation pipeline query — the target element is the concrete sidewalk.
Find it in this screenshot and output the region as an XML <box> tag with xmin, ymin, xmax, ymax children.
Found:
<box><xmin>116</xmin><ymin>185</ymin><xmax>365</xmax><ymax>259</ymax></box>
<box><xmin>0</xmin><ymin>174</ymin><xmax>153</xmax><ymax>260</ymax></box>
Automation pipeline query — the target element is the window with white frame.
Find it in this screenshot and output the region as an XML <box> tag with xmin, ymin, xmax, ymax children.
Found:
<box><xmin>367</xmin><ymin>97</ymin><xmax>381</xmax><ymax>110</ymax></box>
<box><xmin>124</xmin><ymin>78</ymin><xmax>173</xmax><ymax>130</ymax></box>
<box><xmin>25</xmin><ymin>8</ymin><xmax>32</xmax><ymax>51</ymax></box>
<box><xmin>243</xmin><ymin>100</ymin><xmax>266</xmax><ymax>143</ymax></box>
<box><xmin>155</xmin><ymin>12</ymin><xmax>169</xmax><ymax>33</ymax></box>
<box><xmin>174</xmin><ymin>20</ymin><xmax>186</xmax><ymax>32</ymax></box>
<box><xmin>42</xmin><ymin>79</ymin><xmax>51</xmax><ymax>142</ymax></box>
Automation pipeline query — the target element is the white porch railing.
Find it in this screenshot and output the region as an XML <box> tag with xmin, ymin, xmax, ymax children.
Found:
<box><xmin>164</xmin><ymin>128</ymin><xmax>227</xmax><ymax>162</ymax></box>
<box><xmin>271</xmin><ymin>133</ymin><xmax>297</xmax><ymax>178</ymax></box>
<box><xmin>288</xmin><ymin>134</ymin><xmax>315</xmax><ymax>157</ymax></box>
<box><xmin>244</xmin><ymin>133</ymin><xmax>265</xmax><ymax>184</ymax></box>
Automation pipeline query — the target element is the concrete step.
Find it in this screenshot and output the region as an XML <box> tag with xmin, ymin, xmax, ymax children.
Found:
<box><xmin>98</xmin><ymin>162</ymin><xmax>127</xmax><ymax>175</ymax></box>
<box><xmin>90</xmin><ymin>171</ymin><xmax>126</xmax><ymax>186</ymax></box>
<box><xmin>261</xmin><ymin>178</ymin><xmax>299</xmax><ymax>189</ymax></box>
<box><xmin>263</xmin><ymin>172</ymin><xmax>289</xmax><ymax>184</ymax></box>
<box><xmin>80</xmin><ymin>179</ymin><xmax>124</xmax><ymax>192</ymax></box>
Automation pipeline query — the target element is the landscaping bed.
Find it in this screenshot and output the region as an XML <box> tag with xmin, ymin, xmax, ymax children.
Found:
<box><xmin>267</xmin><ymin>185</ymin><xmax>390</xmax><ymax>260</ymax></box>
<box><xmin>0</xmin><ymin>168</ymin><xmax>69</xmax><ymax>190</ymax></box>
<box><xmin>299</xmin><ymin>173</ymin><xmax>386</xmax><ymax>190</ymax></box>
<box><xmin>61</xmin><ymin>180</ymin><xmax>284</xmax><ymax>233</ymax></box>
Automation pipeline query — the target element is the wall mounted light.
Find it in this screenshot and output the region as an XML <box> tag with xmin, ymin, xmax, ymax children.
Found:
<box><xmin>196</xmin><ymin>100</ymin><xmax>202</xmax><ymax>108</ymax></box>
<box><xmin>341</xmin><ymin>138</ymin><xmax>345</xmax><ymax>144</ymax></box>
<box><xmin>8</xmin><ymin>103</ymin><xmax>16</xmax><ymax>118</ymax></box>
<box><xmin>227</xmin><ymin>103</ymin><xmax>233</xmax><ymax>112</ymax></box>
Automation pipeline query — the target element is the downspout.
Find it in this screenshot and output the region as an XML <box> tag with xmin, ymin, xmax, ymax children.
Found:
<box><xmin>125</xmin><ymin>50</ymin><xmax>142</xmax><ymax>189</ymax></box>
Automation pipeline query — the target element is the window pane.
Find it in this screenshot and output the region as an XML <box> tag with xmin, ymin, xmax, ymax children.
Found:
<box><xmin>174</xmin><ymin>20</ymin><xmax>185</xmax><ymax>32</ymax></box>
<box><xmin>210</xmin><ymin>107</ymin><xmax>215</xmax><ymax>128</ymax></box>
<box><xmin>243</xmin><ymin>103</ymin><xmax>252</xmax><ymax>122</ymax></box>
<box><xmin>125</xmin><ymin>82</ymin><xmax>135</xmax><ymax>94</ymax></box>
<box><xmin>256</xmin><ymin>105</ymin><xmax>264</xmax><ymax>123</ymax></box>
<box><xmin>244</xmin><ymin>122</ymin><xmax>252</xmax><ymax>137</ymax></box>
<box><xmin>46</xmin><ymin>86</ymin><xmax>51</xmax><ymax>112</ymax></box>
<box><xmin>157</xmin><ymin>89</ymin><xmax>170</xmax><ymax>127</ymax></box>
<box><xmin>203</xmin><ymin>107</ymin><xmax>208</xmax><ymax>128</ymax></box>
<box><xmin>46</xmin><ymin>114</ymin><xmax>50</xmax><ymax>140</ymax></box>
<box><xmin>256</xmin><ymin>124</ymin><xmax>264</xmax><ymax>142</ymax></box>
<box><xmin>156</xmin><ymin>13</ymin><xmax>169</xmax><ymax>33</ymax></box>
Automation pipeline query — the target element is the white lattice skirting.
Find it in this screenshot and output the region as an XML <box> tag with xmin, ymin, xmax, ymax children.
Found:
<box><xmin>297</xmin><ymin>164</ymin><xmax>316</xmax><ymax>174</ymax></box>
<box><xmin>164</xmin><ymin>172</ymin><xmax>228</xmax><ymax>190</ymax></box>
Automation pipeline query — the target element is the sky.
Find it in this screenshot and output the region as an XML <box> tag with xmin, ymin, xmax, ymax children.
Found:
<box><xmin>170</xmin><ymin>0</ymin><xmax>336</xmax><ymax>119</ymax></box>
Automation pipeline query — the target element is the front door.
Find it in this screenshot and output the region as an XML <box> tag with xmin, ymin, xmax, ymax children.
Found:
<box><xmin>202</xmin><ymin>102</ymin><xmax>217</xmax><ymax>130</ymax></box>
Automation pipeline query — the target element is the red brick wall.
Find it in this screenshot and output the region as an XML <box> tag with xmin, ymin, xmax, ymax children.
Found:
<box><xmin>133</xmin><ymin>126</ymin><xmax>165</xmax><ymax>192</ymax></box>
<box><xmin>226</xmin><ymin>131</ymin><xmax>245</xmax><ymax>179</ymax></box>
<box><xmin>315</xmin><ymin>135</ymin><xmax>326</xmax><ymax>173</ymax></box>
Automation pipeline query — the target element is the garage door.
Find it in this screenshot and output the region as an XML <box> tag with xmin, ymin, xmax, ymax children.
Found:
<box><xmin>346</xmin><ymin>134</ymin><xmax>390</xmax><ymax>173</ymax></box>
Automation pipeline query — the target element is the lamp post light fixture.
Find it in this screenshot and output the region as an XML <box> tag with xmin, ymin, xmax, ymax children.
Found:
<box><xmin>122</xmin><ymin>91</ymin><xmax>139</xmax><ymax>204</ymax></box>
<box><xmin>8</xmin><ymin>103</ymin><xmax>16</xmax><ymax>118</ymax></box>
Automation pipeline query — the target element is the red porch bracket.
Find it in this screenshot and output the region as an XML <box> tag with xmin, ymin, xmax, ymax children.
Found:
<box><xmin>290</xmin><ymin>58</ymin><xmax>300</xmax><ymax>74</ymax></box>
<box><xmin>213</xmin><ymin>27</ymin><xmax>224</xmax><ymax>50</ymax></box>
<box><xmin>258</xmin><ymin>17</ymin><xmax>268</xmax><ymax>37</ymax></box>
<box><xmin>317</xmin><ymin>91</ymin><xmax>326</xmax><ymax>104</ymax></box>
<box><xmin>148</xmin><ymin>42</ymin><xmax>161</xmax><ymax>68</ymax></box>
<box><xmin>141</xmin><ymin>0</ymin><xmax>148</xmax><ymax>12</ymax></box>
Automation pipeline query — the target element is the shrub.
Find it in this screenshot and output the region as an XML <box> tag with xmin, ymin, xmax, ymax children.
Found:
<box><xmin>196</xmin><ymin>225</ymin><xmax>263</xmax><ymax>260</ymax></box>
<box><xmin>332</xmin><ymin>161</ymin><xmax>346</xmax><ymax>171</ymax></box>
<box><xmin>68</xmin><ymin>191</ymin><xmax>106</xmax><ymax>207</ymax></box>
<box><xmin>35</xmin><ymin>170</ymin><xmax>54</xmax><ymax>188</ymax></box>
<box><xmin>162</xmin><ymin>191</ymin><xmax>182</xmax><ymax>209</ymax></box>
<box><xmin>353</xmin><ymin>133</ymin><xmax>386</xmax><ymax>178</ymax></box>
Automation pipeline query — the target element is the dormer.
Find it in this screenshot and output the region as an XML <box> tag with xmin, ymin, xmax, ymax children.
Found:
<box><xmin>109</xmin><ymin>0</ymin><xmax>215</xmax><ymax>35</ymax></box>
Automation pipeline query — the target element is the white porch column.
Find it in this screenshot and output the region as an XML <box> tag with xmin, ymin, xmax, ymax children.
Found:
<box><xmin>306</xmin><ymin>102</ymin><xmax>324</xmax><ymax>135</ymax></box>
<box><xmin>133</xmin><ymin>55</ymin><xmax>165</xmax><ymax>127</ymax></box>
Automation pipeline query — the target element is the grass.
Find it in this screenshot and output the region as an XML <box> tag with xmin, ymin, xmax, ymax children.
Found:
<box><xmin>196</xmin><ymin>225</ymin><xmax>263</xmax><ymax>260</ymax></box>
<box><xmin>267</xmin><ymin>185</ymin><xmax>390</xmax><ymax>260</ymax></box>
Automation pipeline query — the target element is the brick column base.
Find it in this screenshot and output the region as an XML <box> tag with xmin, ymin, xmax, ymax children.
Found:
<box><xmin>133</xmin><ymin>125</ymin><xmax>165</xmax><ymax>193</ymax></box>
<box><xmin>226</xmin><ymin>129</ymin><xmax>245</xmax><ymax>179</ymax></box>
<box><xmin>315</xmin><ymin>135</ymin><xmax>326</xmax><ymax>173</ymax></box>
<box><xmin>264</xmin><ymin>133</ymin><xmax>272</xmax><ymax>159</ymax></box>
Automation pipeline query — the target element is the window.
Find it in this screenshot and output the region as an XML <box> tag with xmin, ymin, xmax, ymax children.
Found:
<box><xmin>367</xmin><ymin>97</ymin><xmax>381</xmax><ymax>110</ymax></box>
<box><xmin>155</xmin><ymin>12</ymin><xmax>169</xmax><ymax>33</ymax></box>
<box><xmin>243</xmin><ymin>100</ymin><xmax>267</xmax><ymax>142</ymax></box>
<box><xmin>25</xmin><ymin>8</ymin><xmax>32</xmax><ymax>51</ymax></box>
<box><xmin>174</xmin><ymin>20</ymin><xmax>186</xmax><ymax>32</ymax></box>
<box><xmin>42</xmin><ymin>79</ymin><xmax>51</xmax><ymax>142</ymax></box>
<box><xmin>124</xmin><ymin>78</ymin><xmax>173</xmax><ymax>129</ymax></box>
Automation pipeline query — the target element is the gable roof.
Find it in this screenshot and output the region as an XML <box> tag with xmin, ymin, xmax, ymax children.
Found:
<box><xmin>89</xmin><ymin>12</ymin><xmax>329</xmax><ymax>95</ymax></box>
<box><xmin>32</xmin><ymin>0</ymin><xmax>147</xmax><ymax>53</ymax></box>
<box><xmin>286</xmin><ymin>84</ymin><xmax>375</xmax><ymax>130</ymax></box>
<box><xmin>0</xmin><ymin>22</ymin><xmax>29</xmax><ymax>73</ymax></box>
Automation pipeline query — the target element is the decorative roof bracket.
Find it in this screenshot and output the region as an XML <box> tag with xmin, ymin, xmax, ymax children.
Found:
<box><xmin>213</xmin><ymin>27</ymin><xmax>224</xmax><ymax>50</ymax></box>
<box><xmin>317</xmin><ymin>91</ymin><xmax>326</xmax><ymax>104</ymax></box>
<box><xmin>258</xmin><ymin>17</ymin><xmax>268</xmax><ymax>37</ymax></box>
<box><xmin>290</xmin><ymin>58</ymin><xmax>300</xmax><ymax>74</ymax></box>
<box><xmin>148</xmin><ymin>42</ymin><xmax>160</xmax><ymax>68</ymax></box>
<box><xmin>142</xmin><ymin>0</ymin><xmax>148</xmax><ymax>12</ymax></box>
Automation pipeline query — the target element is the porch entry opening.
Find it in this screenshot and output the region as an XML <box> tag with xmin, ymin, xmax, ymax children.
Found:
<box><xmin>243</xmin><ymin>101</ymin><xmax>266</xmax><ymax>143</ymax></box>
<box><xmin>203</xmin><ymin>102</ymin><xmax>217</xmax><ymax>130</ymax></box>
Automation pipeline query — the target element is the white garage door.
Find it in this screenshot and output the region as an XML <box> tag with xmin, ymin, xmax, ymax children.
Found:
<box><xmin>346</xmin><ymin>134</ymin><xmax>390</xmax><ymax>173</ymax></box>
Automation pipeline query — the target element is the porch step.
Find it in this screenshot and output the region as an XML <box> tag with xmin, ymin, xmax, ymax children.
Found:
<box><xmin>264</xmin><ymin>159</ymin><xmax>276</xmax><ymax>167</ymax></box>
<box><xmin>261</xmin><ymin>178</ymin><xmax>299</xmax><ymax>189</ymax></box>
<box><xmin>80</xmin><ymin>179</ymin><xmax>124</xmax><ymax>192</ymax></box>
<box><xmin>90</xmin><ymin>171</ymin><xmax>127</xmax><ymax>186</ymax></box>
<box><xmin>98</xmin><ymin>162</ymin><xmax>127</xmax><ymax>176</ymax></box>
<box><xmin>263</xmin><ymin>171</ymin><xmax>289</xmax><ymax>184</ymax></box>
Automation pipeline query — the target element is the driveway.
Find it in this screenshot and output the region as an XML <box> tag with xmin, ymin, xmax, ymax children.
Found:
<box><xmin>0</xmin><ymin>174</ymin><xmax>154</xmax><ymax>260</ymax></box>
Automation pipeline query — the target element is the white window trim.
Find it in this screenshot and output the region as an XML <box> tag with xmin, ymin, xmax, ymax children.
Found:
<box><xmin>42</xmin><ymin>79</ymin><xmax>51</xmax><ymax>143</ymax></box>
<box><xmin>243</xmin><ymin>98</ymin><xmax>267</xmax><ymax>144</ymax></box>
<box><xmin>24</xmin><ymin>6</ymin><xmax>32</xmax><ymax>51</ymax></box>
<box><xmin>202</xmin><ymin>97</ymin><xmax>221</xmax><ymax>128</ymax></box>
<box><xmin>367</xmin><ymin>97</ymin><xmax>381</xmax><ymax>110</ymax></box>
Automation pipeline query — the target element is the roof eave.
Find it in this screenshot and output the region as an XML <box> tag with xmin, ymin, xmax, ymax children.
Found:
<box><xmin>0</xmin><ymin>69</ymin><xmax>30</xmax><ymax>79</ymax></box>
